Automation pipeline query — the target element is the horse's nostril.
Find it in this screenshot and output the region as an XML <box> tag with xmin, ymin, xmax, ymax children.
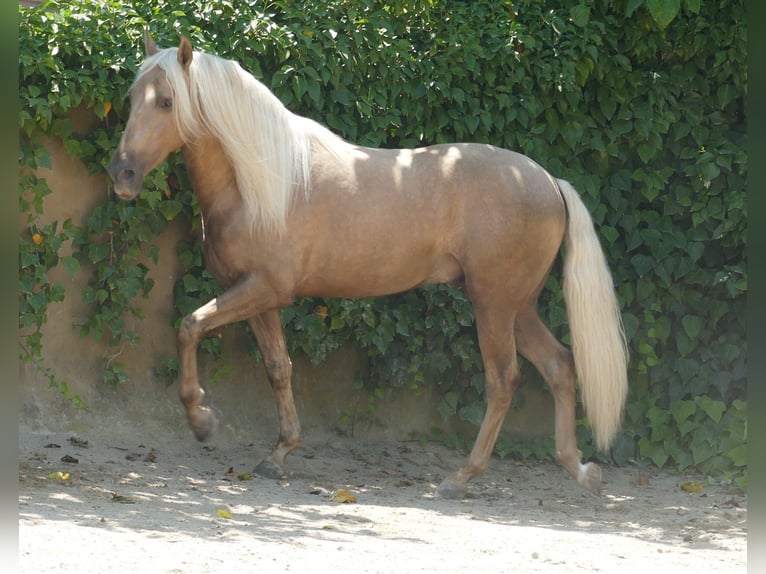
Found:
<box><xmin>118</xmin><ymin>168</ymin><xmax>136</xmax><ymax>183</ymax></box>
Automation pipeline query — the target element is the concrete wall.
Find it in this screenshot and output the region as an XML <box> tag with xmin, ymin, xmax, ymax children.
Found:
<box><xmin>19</xmin><ymin>115</ymin><xmax>555</xmax><ymax>449</ymax></box>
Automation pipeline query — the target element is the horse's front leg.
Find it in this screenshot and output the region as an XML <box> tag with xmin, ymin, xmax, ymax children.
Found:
<box><xmin>177</xmin><ymin>275</ymin><xmax>279</xmax><ymax>442</ymax></box>
<box><xmin>248</xmin><ymin>311</ymin><xmax>300</xmax><ymax>479</ymax></box>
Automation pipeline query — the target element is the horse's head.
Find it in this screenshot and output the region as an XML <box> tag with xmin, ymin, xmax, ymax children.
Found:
<box><xmin>108</xmin><ymin>33</ymin><xmax>193</xmax><ymax>200</ymax></box>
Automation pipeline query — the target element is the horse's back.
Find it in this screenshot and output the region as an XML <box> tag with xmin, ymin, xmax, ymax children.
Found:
<box><xmin>314</xmin><ymin>140</ymin><xmax>564</xmax><ymax>221</ymax></box>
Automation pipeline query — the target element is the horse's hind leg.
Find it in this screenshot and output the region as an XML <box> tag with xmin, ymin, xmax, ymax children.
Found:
<box><xmin>248</xmin><ymin>310</ymin><xmax>301</xmax><ymax>479</ymax></box>
<box><xmin>437</xmin><ymin>304</ymin><xmax>521</xmax><ymax>499</ymax></box>
<box><xmin>515</xmin><ymin>306</ymin><xmax>602</xmax><ymax>493</ymax></box>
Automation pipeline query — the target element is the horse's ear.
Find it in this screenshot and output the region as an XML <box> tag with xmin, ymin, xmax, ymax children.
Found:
<box><xmin>144</xmin><ymin>29</ymin><xmax>158</xmax><ymax>56</ymax></box>
<box><xmin>178</xmin><ymin>35</ymin><xmax>193</xmax><ymax>70</ymax></box>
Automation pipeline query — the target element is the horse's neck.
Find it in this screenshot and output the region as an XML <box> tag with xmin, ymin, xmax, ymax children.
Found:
<box><xmin>182</xmin><ymin>136</ymin><xmax>242</xmax><ymax>218</ymax></box>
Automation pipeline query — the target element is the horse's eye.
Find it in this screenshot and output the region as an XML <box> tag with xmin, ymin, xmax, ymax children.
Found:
<box><xmin>160</xmin><ymin>97</ymin><xmax>173</xmax><ymax>110</ymax></box>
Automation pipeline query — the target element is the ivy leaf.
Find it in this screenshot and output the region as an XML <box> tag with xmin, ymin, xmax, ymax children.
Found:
<box><xmin>34</xmin><ymin>149</ymin><xmax>52</xmax><ymax>170</ymax></box>
<box><xmin>458</xmin><ymin>403</ymin><xmax>485</xmax><ymax>427</ymax></box>
<box><xmin>669</xmin><ymin>400</ymin><xmax>696</xmax><ymax>426</ymax></box>
<box><xmin>561</xmin><ymin>121</ymin><xmax>584</xmax><ymax>147</ymax></box>
<box><xmin>20</xmin><ymin>251</ymin><xmax>38</xmax><ymax>269</ymax></box>
<box><xmin>699</xmin><ymin>161</ymin><xmax>720</xmax><ymax>182</ymax></box>
<box><xmin>60</xmin><ymin>256</ymin><xmax>81</xmax><ymax>279</ymax></box>
<box><xmin>630</xmin><ymin>254</ymin><xmax>655</xmax><ymax>277</ymax></box>
<box><xmin>684</xmin><ymin>0</ymin><xmax>701</xmax><ymax>14</ymax></box>
<box><xmin>621</xmin><ymin>312</ymin><xmax>639</xmax><ymax>340</ymax></box>
<box><xmin>646</xmin><ymin>0</ymin><xmax>680</xmax><ymax>30</ymax></box>
<box><xmin>696</xmin><ymin>395</ymin><xmax>725</xmax><ymax>424</ymax></box>
<box><xmin>637</xmin><ymin>142</ymin><xmax>656</xmax><ymax>164</ymax></box>
<box><xmin>638</xmin><ymin>437</ymin><xmax>669</xmax><ymax>469</ymax></box>
<box><xmin>598</xmin><ymin>87</ymin><xmax>617</xmax><ymax>120</ymax></box>
<box><xmin>438</xmin><ymin>391</ymin><xmax>459</xmax><ymax>420</ymax></box>
<box><xmin>725</xmin><ymin>444</ymin><xmax>747</xmax><ymax>467</ymax></box>
<box><xmin>625</xmin><ymin>0</ymin><xmax>645</xmax><ymax>17</ymax></box>
<box><xmin>610</xmin><ymin>432</ymin><xmax>636</xmax><ymax>466</ymax></box>
<box><xmin>691</xmin><ymin>440</ymin><xmax>716</xmax><ymax>466</ymax></box>
<box><xmin>158</xmin><ymin>198</ymin><xmax>183</xmax><ymax>221</ymax></box>
<box><xmin>717</xmin><ymin>84</ymin><xmax>736</xmax><ymax>110</ymax></box>
<box><xmin>569</xmin><ymin>5</ymin><xmax>590</xmax><ymax>27</ymax></box>
<box><xmin>681</xmin><ymin>315</ymin><xmax>704</xmax><ymax>340</ymax></box>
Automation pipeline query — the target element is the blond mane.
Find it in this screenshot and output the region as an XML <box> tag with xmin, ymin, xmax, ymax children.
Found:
<box><xmin>137</xmin><ymin>46</ymin><xmax>341</xmax><ymax>234</ymax></box>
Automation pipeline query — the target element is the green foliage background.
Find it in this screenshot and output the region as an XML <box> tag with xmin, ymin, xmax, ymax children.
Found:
<box><xmin>19</xmin><ymin>0</ymin><xmax>746</xmax><ymax>485</ymax></box>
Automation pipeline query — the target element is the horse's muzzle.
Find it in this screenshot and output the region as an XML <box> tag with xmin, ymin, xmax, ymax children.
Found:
<box><xmin>108</xmin><ymin>153</ymin><xmax>142</xmax><ymax>200</ymax></box>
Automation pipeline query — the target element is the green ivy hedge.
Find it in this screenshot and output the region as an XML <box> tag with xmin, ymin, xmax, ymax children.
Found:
<box><xmin>19</xmin><ymin>0</ymin><xmax>746</xmax><ymax>486</ymax></box>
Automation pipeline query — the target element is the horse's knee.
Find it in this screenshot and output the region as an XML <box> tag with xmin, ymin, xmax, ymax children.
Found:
<box><xmin>485</xmin><ymin>368</ymin><xmax>520</xmax><ymax>407</ymax></box>
<box><xmin>178</xmin><ymin>313</ymin><xmax>203</xmax><ymax>349</ymax></box>
<box><xmin>264</xmin><ymin>357</ymin><xmax>292</xmax><ymax>386</ymax></box>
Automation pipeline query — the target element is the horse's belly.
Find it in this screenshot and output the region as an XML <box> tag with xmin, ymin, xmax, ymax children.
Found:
<box><xmin>295</xmin><ymin>250</ymin><xmax>463</xmax><ymax>299</ymax></box>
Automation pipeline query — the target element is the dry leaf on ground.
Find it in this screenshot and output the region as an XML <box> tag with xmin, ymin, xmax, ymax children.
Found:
<box><xmin>332</xmin><ymin>490</ymin><xmax>357</xmax><ymax>503</ymax></box>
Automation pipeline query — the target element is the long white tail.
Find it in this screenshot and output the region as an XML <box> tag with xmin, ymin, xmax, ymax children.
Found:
<box><xmin>558</xmin><ymin>179</ymin><xmax>629</xmax><ymax>451</ymax></box>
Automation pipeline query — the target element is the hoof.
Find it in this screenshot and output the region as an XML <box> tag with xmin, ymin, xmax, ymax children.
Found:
<box><xmin>189</xmin><ymin>407</ymin><xmax>216</xmax><ymax>442</ymax></box>
<box><xmin>254</xmin><ymin>458</ymin><xmax>285</xmax><ymax>480</ymax></box>
<box><xmin>577</xmin><ymin>462</ymin><xmax>603</xmax><ymax>495</ymax></box>
<box><xmin>436</xmin><ymin>478</ymin><xmax>467</xmax><ymax>500</ymax></box>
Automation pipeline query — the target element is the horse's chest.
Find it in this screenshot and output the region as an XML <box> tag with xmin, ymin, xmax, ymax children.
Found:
<box><xmin>201</xmin><ymin>237</ymin><xmax>239</xmax><ymax>286</ymax></box>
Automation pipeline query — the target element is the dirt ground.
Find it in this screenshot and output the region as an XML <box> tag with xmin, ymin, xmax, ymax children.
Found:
<box><xmin>19</xmin><ymin>427</ymin><xmax>746</xmax><ymax>573</ymax></box>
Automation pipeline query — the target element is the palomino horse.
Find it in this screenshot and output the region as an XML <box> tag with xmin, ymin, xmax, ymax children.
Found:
<box><xmin>108</xmin><ymin>33</ymin><xmax>628</xmax><ymax>499</ymax></box>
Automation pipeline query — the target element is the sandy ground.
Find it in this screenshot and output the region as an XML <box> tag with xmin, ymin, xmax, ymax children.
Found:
<box><xmin>19</xmin><ymin>427</ymin><xmax>746</xmax><ymax>573</ymax></box>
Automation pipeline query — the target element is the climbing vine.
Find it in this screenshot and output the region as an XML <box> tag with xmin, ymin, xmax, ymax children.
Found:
<box><xmin>19</xmin><ymin>0</ymin><xmax>746</xmax><ymax>486</ymax></box>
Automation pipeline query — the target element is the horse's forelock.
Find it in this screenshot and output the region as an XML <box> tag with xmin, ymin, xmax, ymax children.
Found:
<box><xmin>126</xmin><ymin>47</ymin><xmax>200</xmax><ymax>147</ymax></box>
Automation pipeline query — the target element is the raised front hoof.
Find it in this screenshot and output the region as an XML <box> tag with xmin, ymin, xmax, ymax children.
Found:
<box><xmin>253</xmin><ymin>458</ymin><xmax>286</xmax><ymax>480</ymax></box>
<box><xmin>577</xmin><ymin>462</ymin><xmax>603</xmax><ymax>495</ymax></box>
<box><xmin>436</xmin><ymin>478</ymin><xmax>467</xmax><ymax>500</ymax></box>
<box><xmin>189</xmin><ymin>407</ymin><xmax>216</xmax><ymax>443</ymax></box>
